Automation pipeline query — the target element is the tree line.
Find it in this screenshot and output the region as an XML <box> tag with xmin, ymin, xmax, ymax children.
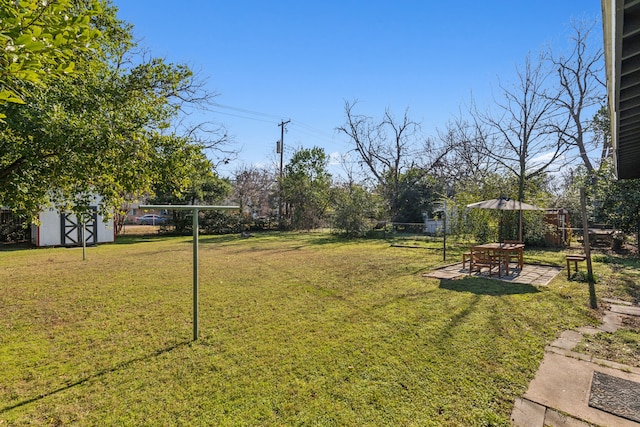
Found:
<box><xmin>2</xmin><ymin>3</ymin><xmax>638</xmax><ymax>245</ymax></box>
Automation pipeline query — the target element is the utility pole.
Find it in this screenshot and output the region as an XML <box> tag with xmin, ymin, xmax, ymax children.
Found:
<box><xmin>277</xmin><ymin>119</ymin><xmax>290</xmax><ymax>229</ymax></box>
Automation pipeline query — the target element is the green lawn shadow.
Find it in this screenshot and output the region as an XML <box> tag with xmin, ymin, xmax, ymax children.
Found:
<box><xmin>113</xmin><ymin>234</ymin><xmax>179</xmax><ymax>245</ymax></box>
<box><xmin>0</xmin><ymin>340</ymin><xmax>191</xmax><ymax>414</ymax></box>
<box><xmin>0</xmin><ymin>242</ymin><xmax>35</xmax><ymax>252</ymax></box>
<box><xmin>439</xmin><ymin>277</ymin><xmax>540</xmax><ymax>296</ymax></box>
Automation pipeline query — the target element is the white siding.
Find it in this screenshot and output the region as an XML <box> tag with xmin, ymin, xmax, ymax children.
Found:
<box><xmin>31</xmin><ymin>200</ymin><xmax>115</xmax><ymax>247</ymax></box>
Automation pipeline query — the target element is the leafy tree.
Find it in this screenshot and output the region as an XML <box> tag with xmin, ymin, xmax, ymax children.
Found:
<box><xmin>394</xmin><ymin>169</ymin><xmax>448</xmax><ymax>223</ymax></box>
<box><xmin>200</xmin><ymin>210</ymin><xmax>244</xmax><ymax>235</ymax></box>
<box><xmin>0</xmin><ymin>0</ymin><xmax>102</xmax><ymax>113</ymax></box>
<box><xmin>0</xmin><ymin>1</ymin><xmax>231</xmax><ymax>221</ymax></box>
<box><xmin>451</xmin><ymin>172</ymin><xmax>551</xmax><ymax>243</ymax></box>
<box><xmin>151</xmin><ymin>160</ymin><xmax>231</xmax><ymax>207</ymax></box>
<box><xmin>282</xmin><ymin>146</ymin><xmax>332</xmax><ymax>230</ymax></box>
<box><xmin>331</xmin><ymin>183</ymin><xmax>381</xmax><ymax>237</ymax></box>
<box><xmin>593</xmin><ymin>160</ymin><xmax>640</xmax><ymax>246</ymax></box>
<box><xmin>149</xmin><ymin>163</ymin><xmax>232</xmax><ymax>234</ymax></box>
<box><xmin>450</xmin><ymin>173</ymin><xmax>507</xmax><ymax>242</ymax></box>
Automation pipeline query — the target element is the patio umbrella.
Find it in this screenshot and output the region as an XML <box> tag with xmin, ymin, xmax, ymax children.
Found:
<box><xmin>466</xmin><ymin>197</ymin><xmax>542</xmax><ymax>241</ymax></box>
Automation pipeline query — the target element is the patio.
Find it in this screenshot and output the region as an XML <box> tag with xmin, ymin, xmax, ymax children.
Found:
<box><xmin>423</xmin><ymin>262</ymin><xmax>563</xmax><ymax>287</ymax></box>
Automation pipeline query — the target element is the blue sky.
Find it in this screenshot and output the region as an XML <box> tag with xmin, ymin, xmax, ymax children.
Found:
<box><xmin>112</xmin><ymin>1</ymin><xmax>603</xmax><ymax>178</ymax></box>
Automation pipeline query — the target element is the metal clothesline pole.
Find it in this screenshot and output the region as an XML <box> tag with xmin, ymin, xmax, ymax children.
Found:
<box><xmin>140</xmin><ymin>204</ymin><xmax>239</xmax><ymax>341</ymax></box>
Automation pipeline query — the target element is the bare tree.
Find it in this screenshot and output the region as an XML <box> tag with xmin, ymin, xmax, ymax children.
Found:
<box><xmin>337</xmin><ymin>101</ymin><xmax>448</xmax><ymax>221</ymax></box>
<box><xmin>180</xmin><ymin>120</ymin><xmax>237</xmax><ymax>167</ymax></box>
<box><xmin>471</xmin><ymin>54</ymin><xmax>566</xmax><ymax>203</ymax></box>
<box><xmin>232</xmin><ymin>165</ymin><xmax>276</xmax><ymax>218</ymax></box>
<box><xmin>438</xmin><ymin>116</ymin><xmax>500</xmax><ymax>183</ymax></box>
<box><xmin>547</xmin><ymin>19</ymin><xmax>607</xmax><ymax>174</ymax></box>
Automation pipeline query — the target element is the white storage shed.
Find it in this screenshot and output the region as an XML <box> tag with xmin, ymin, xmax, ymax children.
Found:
<box><xmin>31</xmin><ymin>204</ymin><xmax>115</xmax><ymax>247</ymax></box>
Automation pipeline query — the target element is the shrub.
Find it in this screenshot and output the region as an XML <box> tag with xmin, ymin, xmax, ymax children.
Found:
<box><xmin>201</xmin><ymin>211</ymin><xmax>245</xmax><ymax>234</ymax></box>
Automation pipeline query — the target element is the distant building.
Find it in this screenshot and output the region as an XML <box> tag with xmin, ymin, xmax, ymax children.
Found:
<box><xmin>422</xmin><ymin>212</ymin><xmax>451</xmax><ymax>235</ymax></box>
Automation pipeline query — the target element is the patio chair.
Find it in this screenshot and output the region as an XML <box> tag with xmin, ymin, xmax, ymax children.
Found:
<box><xmin>502</xmin><ymin>240</ymin><xmax>523</xmax><ymax>269</ymax></box>
<box><xmin>462</xmin><ymin>250</ymin><xmax>472</xmax><ymax>269</ymax></box>
<box><xmin>469</xmin><ymin>249</ymin><xmax>502</xmax><ymax>277</ymax></box>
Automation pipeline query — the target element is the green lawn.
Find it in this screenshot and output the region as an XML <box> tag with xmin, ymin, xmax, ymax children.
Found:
<box><xmin>0</xmin><ymin>233</ymin><xmax>618</xmax><ymax>426</ymax></box>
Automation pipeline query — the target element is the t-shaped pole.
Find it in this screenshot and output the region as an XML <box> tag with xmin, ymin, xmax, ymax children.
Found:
<box><xmin>140</xmin><ymin>205</ymin><xmax>240</xmax><ymax>340</ymax></box>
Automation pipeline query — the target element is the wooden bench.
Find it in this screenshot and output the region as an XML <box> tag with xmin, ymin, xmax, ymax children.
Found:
<box><xmin>566</xmin><ymin>255</ymin><xmax>586</xmax><ymax>279</ymax></box>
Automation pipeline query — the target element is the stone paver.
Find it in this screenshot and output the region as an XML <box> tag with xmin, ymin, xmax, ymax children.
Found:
<box><xmin>523</xmin><ymin>352</ymin><xmax>640</xmax><ymax>426</ymax></box>
<box><xmin>512</xmin><ymin>301</ymin><xmax>640</xmax><ymax>427</ymax></box>
<box><xmin>423</xmin><ymin>262</ymin><xmax>562</xmax><ymax>286</ymax></box>
<box><xmin>543</xmin><ymin>408</ymin><xmax>592</xmax><ymax>427</ymax></box>
<box><xmin>511</xmin><ymin>398</ymin><xmax>545</xmax><ymax>427</ymax></box>
<box><xmin>610</xmin><ymin>305</ymin><xmax>640</xmax><ymax>316</ymax></box>
<box><xmin>551</xmin><ymin>330</ymin><xmax>584</xmax><ymax>351</ymax></box>
<box><xmin>602</xmin><ymin>311</ymin><xmax>626</xmax><ymax>333</ymax></box>
<box><xmin>603</xmin><ymin>298</ymin><xmax>633</xmax><ymax>306</ymax></box>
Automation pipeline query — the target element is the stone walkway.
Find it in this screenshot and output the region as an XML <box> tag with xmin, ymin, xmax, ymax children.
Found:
<box><xmin>511</xmin><ymin>301</ymin><xmax>640</xmax><ymax>427</ymax></box>
<box><xmin>423</xmin><ymin>262</ymin><xmax>562</xmax><ymax>286</ymax></box>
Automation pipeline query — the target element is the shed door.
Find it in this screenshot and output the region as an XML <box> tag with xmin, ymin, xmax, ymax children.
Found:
<box><xmin>60</xmin><ymin>208</ymin><xmax>98</xmax><ymax>246</ymax></box>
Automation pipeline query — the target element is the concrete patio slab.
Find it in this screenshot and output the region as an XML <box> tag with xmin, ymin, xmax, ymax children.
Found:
<box><xmin>422</xmin><ymin>262</ymin><xmax>563</xmax><ymax>286</ymax></box>
<box><xmin>522</xmin><ymin>352</ymin><xmax>640</xmax><ymax>426</ymax></box>
<box><xmin>512</xmin><ymin>302</ymin><xmax>640</xmax><ymax>427</ymax></box>
<box><xmin>511</xmin><ymin>398</ymin><xmax>546</xmax><ymax>427</ymax></box>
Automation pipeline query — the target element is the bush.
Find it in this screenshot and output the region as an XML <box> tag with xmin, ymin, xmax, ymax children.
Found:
<box><xmin>523</xmin><ymin>211</ymin><xmax>546</xmax><ymax>246</ymax></box>
<box><xmin>332</xmin><ymin>184</ymin><xmax>382</xmax><ymax>237</ymax></box>
<box><xmin>570</xmin><ymin>270</ymin><xmax>597</xmax><ymax>283</ymax></box>
<box><xmin>201</xmin><ymin>211</ymin><xmax>245</xmax><ymax>234</ymax></box>
<box><xmin>165</xmin><ymin>211</ymin><xmax>247</xmax><ymax>235</ymax></box>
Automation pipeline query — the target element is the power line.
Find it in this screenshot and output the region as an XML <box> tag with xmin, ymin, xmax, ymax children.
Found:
<box><xmin>286</xmin><ymin>125</ymin><xmax>341</xmax><ymax>147</ymax></box>
<box><xmin>289</xmin><ymin>120</ymin><xmax>336</xmax><ymax>141</ymax></box>
<box><xmin>212</xmin><ymin>102</ymin><xmax>338</xmax><ymax>137</ymax></box>
<box><xmin>208</xmin><ymin>109</ymin><xmax>275</xmax><ymax>124</ymax></box>
<box><xmin>210</xmin><ymin>102</ymin><xmax>285</xmax><ymax>121</ymax></box>
<box><xmin>209</xmin><ymin>100</ymin><xmax>606</xmax><ymax>172</ymax></box>
<box><xmin>209</xmin><ymin>103</ymin><xmax>341</xmax><ymax>147</ymax></box>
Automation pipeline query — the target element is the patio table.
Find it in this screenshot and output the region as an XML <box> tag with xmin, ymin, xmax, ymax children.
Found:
<box><xmin>470</xmin><ymin>242</ymin><xmax>524</xmax><ymax>275</ymax></box>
